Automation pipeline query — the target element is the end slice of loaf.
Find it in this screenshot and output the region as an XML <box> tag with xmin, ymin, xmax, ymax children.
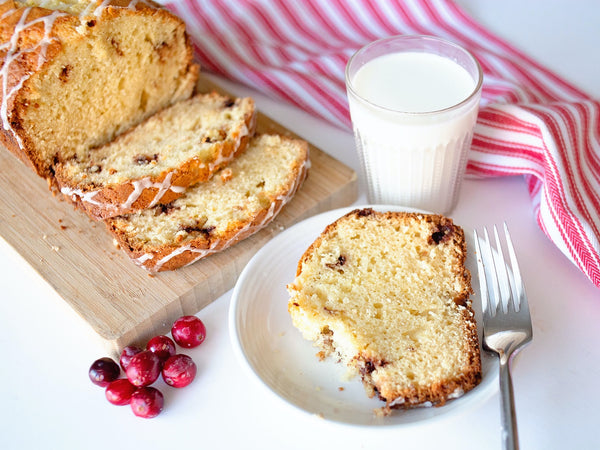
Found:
<box><xmin>54</xmin><ymin>92</ymin><xmax>256</xmax><ymax>219</ymax></box>
<box><xmin>0</xmin><ymin>0</ymin><xmax>198</xmax><ymax>180</ymax></box>
<box><xmin>287</xmin><ymin>208</ymin><xmax>481</xmax><ymax>413</ymax></box>
<box><xmin>106</xmin><ymin>134</ymin><xmax>310</xmax><ymax>272</ymax></box>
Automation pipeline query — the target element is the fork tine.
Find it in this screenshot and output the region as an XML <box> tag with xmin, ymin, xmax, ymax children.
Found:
<box><xmin>473</xmin><ymin>230</ymin><xmax>491</xmax><ymax>318</ymax></box>
<box><xmin>483</xmin><ymin>227</ymin><xmax>502</xmax><ymax>317</ymax></box>
<box><xmin>492</xmin><ymin>224</ymin><xmax>514</xmax><ymax>312</ymax></box>
<box><xmin>503</xmin><ymin>223</ymin><xmax>529</xmax><ymax>314</ymax></box>
<box><xmin>474</xmin><ymin>229</ymin><xmax>497</xmax><ymax>319</ymax></box>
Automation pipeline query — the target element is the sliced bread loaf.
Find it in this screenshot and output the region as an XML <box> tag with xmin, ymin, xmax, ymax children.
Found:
<box><xmin>0</xmin><ymin>0</ymin><xmax>198</xmax><ymax>180</ymax></box>
<box><xmin>287</xmin><ymin>208</ymin><xmax>481</xmax><ymax>413</ymax></box>
<box><xmin>55</xmin><ymin>92</ymin><xmax>256</xmax><ymax>219</ymax></box>
<box><xmin>106</xmin><ymin>134</ymin><xmax>310</xmax><ymax>272</ymax></box>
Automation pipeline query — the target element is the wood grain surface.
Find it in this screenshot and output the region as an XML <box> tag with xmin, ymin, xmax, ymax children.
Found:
<box><xmin>0</xmin><ymin>75</ymin><xmax>358</xmax><ymax>353</ymax></box>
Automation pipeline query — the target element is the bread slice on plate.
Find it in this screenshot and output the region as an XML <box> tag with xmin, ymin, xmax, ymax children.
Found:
<box><xmin>0</xmin><ymin>0</ymin><xmax>198</xmax><ymax>181</ymax></box>
<box><xmin>287</xmin><ymin>208</ymin><xmax>481</xmax><ymax>414</ymax></box>
<box><xmin>55</xmin><ymin>92</ymin><xmax>256</xmax><ymax>219</ymax></box>
<box><xmin>106</xmin><ymin>134</ymin><xmax>310</xmax><ymax>272</ymax></box>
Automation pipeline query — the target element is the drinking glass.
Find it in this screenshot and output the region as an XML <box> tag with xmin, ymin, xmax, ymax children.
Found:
<box><xmin>345</xmin><ymin>35</ymin><xmax>483</xmax><ymax>213</ymax></box>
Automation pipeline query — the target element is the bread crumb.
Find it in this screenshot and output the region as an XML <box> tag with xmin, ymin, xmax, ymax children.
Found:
<box><xmin>374</xmin><ymin>407</ymin><xmax>391</xmax><ymax>417</ymax></box>
<box><xmin>51</xmin><ymin>245</ymin><xmax>60</xmax><ymax>252</ymax></box>
<box><xmin>220</xmin><ymin>167</ymin><xmax>233</xmax><ymax>182</ymax></box>
<box><xmin>338</xmin><ymin>387</ymin><xmax>345</xmax><ymax>391</ymax></box>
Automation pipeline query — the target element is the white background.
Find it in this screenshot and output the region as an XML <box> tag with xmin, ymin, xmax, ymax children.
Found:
<box><xmin>1</xmin><ymin>1</ymin><xmax>599</xmax><ymax>449</ymax></box>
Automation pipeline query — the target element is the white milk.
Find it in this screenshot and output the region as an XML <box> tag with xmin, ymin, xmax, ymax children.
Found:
<box><xmin>346</xmin><ymin>46</ymin><xmax>481</xmax><ymax>213</ymax></box>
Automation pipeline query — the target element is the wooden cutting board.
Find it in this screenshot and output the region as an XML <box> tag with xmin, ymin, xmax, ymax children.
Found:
<box><xmin>0</xmin><ymin>76</ymin><xmax>357</xmax><ymax>354</ymax></box>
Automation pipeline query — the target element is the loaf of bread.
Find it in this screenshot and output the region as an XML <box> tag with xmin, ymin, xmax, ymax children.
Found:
<box><xmin>55</xmin><ymin>92</ymin><xmax>256</xmax><ymax>219</ymax></box>
<box><xmin>287</xmin><ymin>208</ymin><xmax>481</xmax><ymax>413</ymax></box>
<box><xmin>107</xmin><ymin>134</ymin><xmax>310</xmax><ymax>272</ymax></box>
<box><xmin>0</xmin><ymin>0</ymin><xmax>198</xmax><ymax>180</ymax></box>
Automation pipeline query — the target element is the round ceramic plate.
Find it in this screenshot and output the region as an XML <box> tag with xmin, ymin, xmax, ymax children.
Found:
<box><xmin>229</xmin><ymin>205</ymin><xmax>498</xmax><ymax>427</ymax></box>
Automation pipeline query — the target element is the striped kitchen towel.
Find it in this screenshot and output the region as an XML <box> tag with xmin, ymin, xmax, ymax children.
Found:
<box><xmin>165</xmin><ymin>0</ymin><xmax>600</xmax><ymax>288</ymax></box>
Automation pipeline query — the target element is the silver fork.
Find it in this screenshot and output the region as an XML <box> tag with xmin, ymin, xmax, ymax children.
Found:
<box><xmin>473</xmin><ymin>224</ymin><xmax>533</xmax><ymax>450</ymax></box>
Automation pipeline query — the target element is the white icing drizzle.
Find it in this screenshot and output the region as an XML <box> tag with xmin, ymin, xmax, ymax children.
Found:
<box><xmin>60</xmin><ymin>171</ymin><xmax>185</xmax><ymax>214</ymax></box>
<box><xmin>61</xmin><ymin>184</ymin><xmax>106</xmax><ymax>207</ymax></box>
<box><xmin>198</xmin><ymin>123</ymin><xmax>251</xmax><ymax>172</ymax></box>
<box><xmin>386</xmin><ymin>387</ymin><xmax>465</xmax><ymax>410</ymax></box>
<box><xmin>0</xmin><ymin>0</ymin><xmax>157</xmax><ymax>150</ymax></box>
<box><xmin>78</xmin><ymin>0</ymin><xmax>98</xmax><ymax>17</ymax></box>
<box><xmin>138</xmin><ymin>155</ymin><xmax>311</xmax><ymax>272</ymax></box>
<box><xmin>0</xmin><ymin>7</ymin><xmax>66</xmax><ymax>146</ymax></box>
<box><xmin>95</xmin><ymin>0</ymin><xmax>152</xmax><ymax>17</ymax></box>
<box><xmin>81</xmin><ymin>0</ymin><xmax>153</xmax><ymax>17</ymax></box>
<box><xmin>123</xmin><ymin>171</ymin><xmax>184</xmax><ymax>210</ymax></box>
<box><xmin>387</xmin><ymin>397</ymin><xmax>405</xmax><ymax>408</ymax></box>
<box><xmin>133</xmin><ymin>252</ymin><xmax>153</xmax><ymax>264</ymax></box>
<box><xmin>447</xmin><ymin>388</ymin><xmax>464</xmax><ymax>399</ymax></box>
<box><xmin>91</xmin><ymin>0</ymin><xmax>111</xmax><ymax>16</ymax></box>
<box><xmin>237</xmin><ymin>123</ymin><xmax>249</xmax><ymax>141</ymax></box>
<box><xmin>154</xmin><ymin>239</ymin><xmax>223</xmax><ymax>271</ymax></box>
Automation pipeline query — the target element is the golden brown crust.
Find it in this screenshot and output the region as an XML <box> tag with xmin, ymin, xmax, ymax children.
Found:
<box><xmin>55</xmin><ymin>102</ymin><xmax>257</xmax><ymax>220</ymax></box>
<box><xmin>111</xmin><ymin>195</ymin><xmax>290</xmax><ymax>272</ymax></box>
<box><xmin>106</xmin><ymin>137</ymin><xmax>310</xmax><ymax>272</ymax></box>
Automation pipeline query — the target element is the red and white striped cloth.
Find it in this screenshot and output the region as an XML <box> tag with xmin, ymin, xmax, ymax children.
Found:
<box><xmin>165</xmin><ymin>0</ymin><xmax>600</xmax><ymax>288</ymax></box>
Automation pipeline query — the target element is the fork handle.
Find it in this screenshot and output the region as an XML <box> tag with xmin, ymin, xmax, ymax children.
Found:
<box><xmin>499</xmin><ymin>354</ymin><xmax>519</xmax><ymax>450</ymax></box>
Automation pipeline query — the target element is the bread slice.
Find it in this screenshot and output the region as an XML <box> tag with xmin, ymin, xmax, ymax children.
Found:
<box><xmin>287</xmin><ymin>208</ymin><xmax>481</xmax><ymax>413</ymax></box>
<box><xmin>0</xmin><ymin>0</ymin><xmax>198</xmax><ymax>180</ymax></box>
<box><xmin>107</xmin><ymin>134</ymin><xmax>310</xmax><ymax>272</ymax></box>
<box><xmin>55</xmin><ymin>92</ymin><xmax>256</xmax><ymax>219</ymax></box>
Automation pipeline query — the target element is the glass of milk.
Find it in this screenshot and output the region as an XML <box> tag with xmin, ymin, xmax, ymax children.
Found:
<box><xmin>345</xmin><ymin>35</ymin><xmax>483</xmax><ymax>213</ymax></box>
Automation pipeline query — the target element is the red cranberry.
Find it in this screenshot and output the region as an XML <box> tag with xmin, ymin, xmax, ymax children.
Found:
<box><xmin>89</xmin><ymin>357</ymin><xmax>120</xmax><ymax>387</ymax></box>
<box><xmin>162</xmin><ymin>354</ymin><xmax>197</xmax><ymax>388</ymax></box>
<box><xmin>126</xmin><ymin>351</ymin><xmax>161</xmax><ymax>387</ymax></box>
<box><xmin>130</xmin><ymin>386</ymin><xmax>164</xmax><ymax>418</ymax></box>
<box><xmin>171</xmin><ymin>316</ymin><xmax>206</xmax><ymax>348</ymax></box>
<box><xmin>146</xmin><ymin>335</ymin><xmax>176</xmax><ymax>362</ymax></box>
<box><xmin>105</xmin><ymin>379</ymin><xmax>137</xmax><ymax>406</ymax></box>
<box><xmin>119</xmin><ymin>345</ymin><xmax>142</xmax><ymax>371</ymax></box>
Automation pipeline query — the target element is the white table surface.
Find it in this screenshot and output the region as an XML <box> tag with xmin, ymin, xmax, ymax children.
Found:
<box><xmin>1</xmin><ymin>1</ymin><xmax>599</xmax><ymax>449</ymax></box>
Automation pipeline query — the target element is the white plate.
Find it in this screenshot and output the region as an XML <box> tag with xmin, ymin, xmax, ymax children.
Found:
<box><xmin>229</xmin><ymin>205</ymin><xmax>498</xmax><ymax>427</ymax></box>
